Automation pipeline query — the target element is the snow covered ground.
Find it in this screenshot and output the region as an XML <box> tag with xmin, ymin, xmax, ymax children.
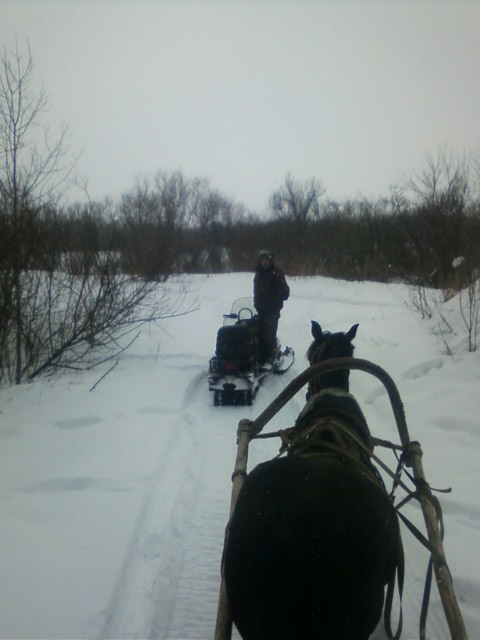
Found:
<box><xmin>1</xmin><ymin>272</ymin><xmax>479</xmax><ymax>640</ymax></box>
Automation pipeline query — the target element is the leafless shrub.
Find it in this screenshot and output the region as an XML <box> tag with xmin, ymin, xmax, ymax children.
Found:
<box><xmin>408</xmin><ymin>284</ymin><xmax>435</xmax><ymax>320</ymax></box>
<box><xmin>458</xmin><ymin>272</ymin><xmax>480</xmax><ymax>353</ymax></box>
<box><xmin>0</xmin><ymin>42</ymin><xmax>197</xmax><ymax>384</ymax></box>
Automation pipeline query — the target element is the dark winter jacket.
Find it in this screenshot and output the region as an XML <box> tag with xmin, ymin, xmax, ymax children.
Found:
<box><xmin>254</xmin><ymin>260</ymin><xmax>290</xmax><ymax>316</ymax></box>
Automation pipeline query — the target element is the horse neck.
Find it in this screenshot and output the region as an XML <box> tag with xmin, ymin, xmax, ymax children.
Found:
<box><xmin>308</xmin><ymin>370</ymin><xmax>350</xmax><ymax>399</ymax></box>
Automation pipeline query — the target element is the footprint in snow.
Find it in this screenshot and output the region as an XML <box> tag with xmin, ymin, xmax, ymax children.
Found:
<box><xmin>52</xmin><ymin>415</ymin><xmax>101</xmax><ymax>429</ymax></box>
<box><xmin>401</xmin><ymin>358</ymin><xmax>443</xmax><ymax>381</ymax></box>
<box><xmin>138</xmin><ymin>405</ymin><xmax>177</xmax><ymax>415</ymax></box>
<box><xmin>364</xmin><ymin>386</ymin><xmax>387</xmax><ymax>405</ymax></box>
<box><xmin>22</xmin><ymin>477</ymin><xmax>132</xmax><ymax>493</ymax></box>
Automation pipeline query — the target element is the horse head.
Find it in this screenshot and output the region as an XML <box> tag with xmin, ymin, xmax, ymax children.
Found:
<box><xmin>297</xmin><ymin>321</ymin><xmax>371</xmax><ymax>461</ymax></box>
<box><xmin>306</xmin><ymin>320</ymin><xmax>359</xmax><ymax>400</ymax></box>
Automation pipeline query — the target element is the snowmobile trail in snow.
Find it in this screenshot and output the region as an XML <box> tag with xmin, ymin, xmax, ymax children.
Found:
<box><xmin>164</xmin><ymin>416</ymin><xmax>240</xmax><ymax>638</ymax></box>
<box><xmin>99</xmin><ymin>373</ymin><xmax>213</xmax><ymax>639</ymax></box>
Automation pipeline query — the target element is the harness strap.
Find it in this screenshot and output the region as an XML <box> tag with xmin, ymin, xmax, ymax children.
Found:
<box><xmin>369</xmin><ymin>445</ymin><xmax>447</xmax><ymax>640</ymax></box>
<box><xmin>285</xmin><ymin>417</ymin><xmax>384</xmax><ymax>486</ymax></box>
<box><xmin>384</xmin><ymin>536</ymin><xmax>404</xmax><ymax>640</ymax></box>
<box><xmin>292</xmin><ymin>412</ymin><xmax>371</xmax><ymax>456</ymax></box>
<box><xmin>419</xmin><ymin>556</ymin><xmax>434</xmax><ymax>640</ymax></box>
<box><xmin>395</xmin><ymin>506</ymin><xmax>448</xmax><ymax>640</ymax></box>
<box><xmin>297</xmin><ymin>406</ymin><xmax>372</xmax><ymax>450</ymax></box>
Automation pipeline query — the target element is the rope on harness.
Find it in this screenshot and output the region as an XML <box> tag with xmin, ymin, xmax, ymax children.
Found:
<box><xmin>395</xmin><ymin>505</ymin><xmax>448</xmax><ymax>640</ymax></box>
<box><xmin>231</xmin><ymin>469</ymin><xmax>247</xmax><ymax>482</ymax></box>
<box><xmin>391</xmin><ymin>459</ymin><xmax>449</xmax><ymax>640</ymax></box>
<box><xmin>371</xmin><ymin>435</ymin><xmax>405</xmax><ymax>451</ymax></box>
<box><xmin>375</xmin><ymin>446</ymin><xmax>445</xmax><ymax>640</ymax></box>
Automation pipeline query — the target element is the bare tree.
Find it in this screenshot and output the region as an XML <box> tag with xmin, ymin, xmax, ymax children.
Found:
<box><xmin>269</xmin><ymin>173</ymin><xmax>324</xmax><ymax>224</ymax></box>
<box><xmin>0</xmin><ymin>43</ymin><xmax>196</xmax><ymax>384</ymax></box>
<box><xmin>408</xmin><ymin>147</ymin><xmax>470</xmax><ymax>212</ymax></box>
<box><xmin>401</xmin><ymin>148</ymin><xmax>480</xmax><ymax>353</ymax></box>
<box><xmin>119</xmin><ymin>171</ymin><xmax>191</xmax><ymax>279</ymax></box>
<box><xmin>192</xmin><ymin>183</ymin><xmax>235</xmax><ymax>272</ymax></box>
<box><xmin>0</xmin><ymin>39</ymin><xmax>74</xmax><ymax>383</ymax></box>
<box><xmin>25</xmin><ymin>219</ymin><xmax>193</xmax><ymax>380</ymax></box>
<box><xmin>403</xmin><ymin>148</ymin><xmax>471</xmax><ymax>289</ymax></box>
<box><xmin>269</xmin><ymin>174</ymin><xmax>325</xmax><ymax>272</ymax></box>
<box><xmin>459</xmin><ymin>272</ymin><xmax>480</xmax><ymax>352</ymax></box>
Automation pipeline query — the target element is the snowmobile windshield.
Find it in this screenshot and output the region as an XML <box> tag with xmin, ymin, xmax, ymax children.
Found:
<box><xmin>223</xmin><ymin>298</ymin><xmax>256</xmax><ymax>326</ymax></box>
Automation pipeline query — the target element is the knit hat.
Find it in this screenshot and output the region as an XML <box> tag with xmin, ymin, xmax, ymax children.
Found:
<box><xmin>259</xmin><ymin>249</ymin><xmax>272</xmax><ymax>258</ymax></box>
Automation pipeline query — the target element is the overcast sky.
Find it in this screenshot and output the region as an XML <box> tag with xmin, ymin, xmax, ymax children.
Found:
<box><xmin>2</xmin><ymin>0</ymin><xmax>480</xmax><ymax>212</ymax></box>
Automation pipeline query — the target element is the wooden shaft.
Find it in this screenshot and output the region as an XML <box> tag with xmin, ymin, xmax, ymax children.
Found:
<box><xmin>214</xmin><ymin>419</ymin><xmax>253</xmax><ymax>640</ymax></box>
<box><xmin>214</xmin><ymin>580</ymin><xmax>232</xmax><ymax>640</ymax></box>
<box><xmin>406</xmin><ymin>442</ymin><xmax>468</xmax><ymax>640</ymax></box>
<box><xmin>250</xmin><ymin>357</ymin><xmax>411</xmax><ymax>446</ymax></box>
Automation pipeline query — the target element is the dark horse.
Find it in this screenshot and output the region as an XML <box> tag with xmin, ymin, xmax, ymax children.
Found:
<box><xmin>223</xmin><ymin>321</ymin><xmax>403</xmax><ymax>640</ymax></box>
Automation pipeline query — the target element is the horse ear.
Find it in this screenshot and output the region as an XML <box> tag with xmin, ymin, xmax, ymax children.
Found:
<box><xmin>346</xmin><ymin>323</ymin><xmax>359</xmax><ymax>342</ymax></box>
<box><xmin>311</xmin><ymin>320</ymin><xmax>322</xmax><ymax>341</ymax></box>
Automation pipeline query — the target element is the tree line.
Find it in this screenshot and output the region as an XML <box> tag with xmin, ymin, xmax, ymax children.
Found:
<box><xmin>59</xmin><ymin>161</ymin><xmax>480</xmax><ymax>290</ymax></box>
<box><xmin>13</xmin><ymin>160</ymin><xmax>479</xmax><ymax>288</ymax></box>
<box><xmin>2</xmin><ymin>41</ymin><xmax>480</xmax><ymax>384</ymax></box>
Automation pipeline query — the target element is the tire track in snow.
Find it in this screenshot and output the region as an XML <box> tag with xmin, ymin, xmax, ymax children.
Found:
<box><xmin>163</xmin><ymin>415</ymin><xmax>239</xmax><ymax>638</ymax></box>
<box><xmin>99</xmin><ymin>372</ymin><xmax>212</xmax><ymax>639</ymax></box>
<box><xmin>164</xmin><ymin>372</ymin><xmax>298</xmax><ymax>639</ymax></box>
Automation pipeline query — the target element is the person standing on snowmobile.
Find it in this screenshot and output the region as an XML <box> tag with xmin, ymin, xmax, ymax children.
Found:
<box><xmin>253</xmin><ymin>249</ymin><xmax>290</xmax><ymax>363</ymax></box>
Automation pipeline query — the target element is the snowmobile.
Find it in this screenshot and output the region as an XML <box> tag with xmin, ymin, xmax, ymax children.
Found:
<box><xmin>208</xmin><ymin>297</ymin><xmax>294</xmax><ymax>406</ymax></box>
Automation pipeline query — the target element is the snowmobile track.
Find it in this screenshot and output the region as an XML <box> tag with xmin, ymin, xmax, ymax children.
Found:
<box><xmin>99</xmin><ymin>382</ymin><xmax>212</xmax><ymax>639</ymax></box>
